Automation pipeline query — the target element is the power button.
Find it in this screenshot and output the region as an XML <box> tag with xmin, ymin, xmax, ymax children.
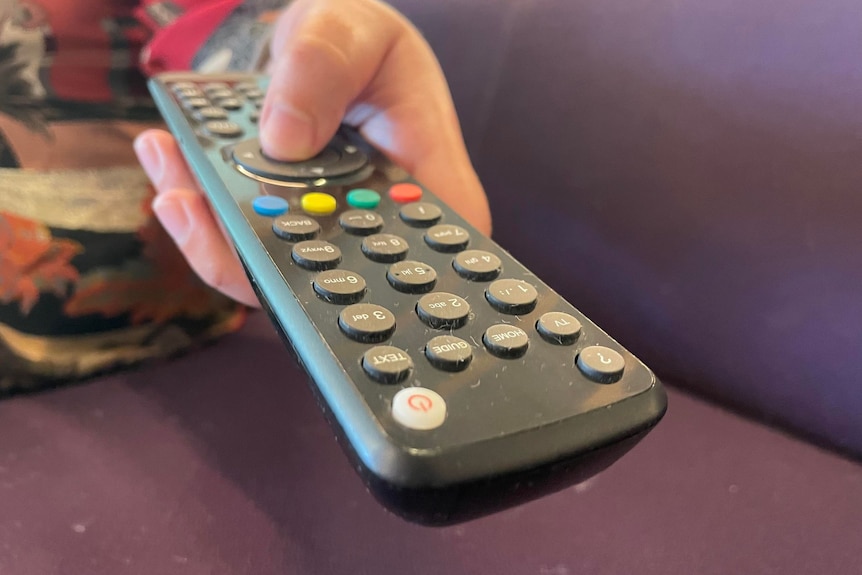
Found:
<box><xmin>391</xmin><ymin>387</ymin><xmax>446</xmax><ymax>430</ymax></box>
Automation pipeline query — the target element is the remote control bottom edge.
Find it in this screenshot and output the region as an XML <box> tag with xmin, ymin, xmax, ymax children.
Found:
<box><xmin>248</xmin><ymin>261</ymin><xmax>667</xmax><ymax>525</ymax></box>
<box><xmin>356</xmin><ymin>424</ymin><xmax>659</xmax><ymax>526</ymax></box>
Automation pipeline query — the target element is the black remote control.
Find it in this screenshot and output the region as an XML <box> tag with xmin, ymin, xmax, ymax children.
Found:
<box><xmin>148</xmin><ymin>72</ymin><xmax>667</xmax><ymax>525</ymax></box>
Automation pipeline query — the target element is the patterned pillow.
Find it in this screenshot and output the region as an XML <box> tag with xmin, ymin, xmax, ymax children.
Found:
<box><xmin>0</xmin><ymin>167</ymin><xmax>246</xmax><ymax>392</ymax></box>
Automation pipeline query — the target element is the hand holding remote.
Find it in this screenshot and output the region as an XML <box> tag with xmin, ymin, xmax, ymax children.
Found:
<box><xmin>135</xmin><ymin>0</ymin><xmax>491</xmax><ymax>307</ymax></box>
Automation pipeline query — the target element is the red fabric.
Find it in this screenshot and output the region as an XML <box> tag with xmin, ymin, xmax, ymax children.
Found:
<box><xmin>137</xmin><ymin>0</ymin><xmax>243</xmax><ymax>75</ymax></box>
<box><xmin>35</xmin><ymin>1</ymin><xmax>143</xmax><ymax>101</ymax></box>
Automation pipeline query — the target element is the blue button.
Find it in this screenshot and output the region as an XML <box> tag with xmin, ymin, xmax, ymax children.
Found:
<box><xmin>252</xmin><ymin>195</ymin><xmax>289</xmax><ymax>216</ymax></box>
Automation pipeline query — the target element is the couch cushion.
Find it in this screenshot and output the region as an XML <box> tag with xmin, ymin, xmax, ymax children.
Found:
<box><xmin>392</xmin><ymin>0</ymin><xmax>862</xmax><ymax>456</ymax></box>
<box><xmin>0</xmin><ymin>313</ymin><xmax>858</xmax><ymax>574</ymax></box>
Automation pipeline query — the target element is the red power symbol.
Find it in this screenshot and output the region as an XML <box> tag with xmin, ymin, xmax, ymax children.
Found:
<box><xmin>407</xmin><ymin>394</ymin><xmax>433</xmax><ymax>413</ymax></box>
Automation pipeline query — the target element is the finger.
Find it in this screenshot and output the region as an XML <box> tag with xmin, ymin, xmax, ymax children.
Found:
<box><xmin>134</xmin><ymin>130</ymin><xmax>261</xmax><ymax>308</ymax></box>
<box><xmin>152</xmin><ymin>190</ymin><xmax>260</xmax><ymax>308</ymax></box>
<box><xmin>264</xmin><ymin>0</ymin><xmax>491</xmax><ymax>235</ymax></box>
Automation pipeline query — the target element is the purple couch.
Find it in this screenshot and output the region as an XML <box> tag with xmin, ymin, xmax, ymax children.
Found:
<box><xmin>1</xmin><ymin>1</ymin><xmax>860</xmax><ymax>573</ymax></box>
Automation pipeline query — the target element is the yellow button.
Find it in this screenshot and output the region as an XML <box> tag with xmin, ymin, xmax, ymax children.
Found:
<box><xmin>301</xmin><ymin>192</ymin><xmax>337</xmax><ymax>215</ymax></box>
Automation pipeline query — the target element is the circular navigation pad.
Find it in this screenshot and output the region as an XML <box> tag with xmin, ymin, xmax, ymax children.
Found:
<box><xmin>232</xmin><ymin>138</ymin><xmax>368</xmax><ymax>182</ymax></box>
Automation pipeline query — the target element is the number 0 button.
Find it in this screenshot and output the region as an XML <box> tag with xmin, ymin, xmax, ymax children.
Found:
<box><xmin>577</xmin><ymin>346</ymin><xmax>625</xmax><ymax>383</ymax></box>
<box><xmin>339</xmin><ymin>210</ymin><xmax>383</xmax><ymax>235</ymax></box>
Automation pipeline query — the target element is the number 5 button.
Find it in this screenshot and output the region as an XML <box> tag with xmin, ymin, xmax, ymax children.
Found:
<box><xmin>577</xmin><ymin>346</ymin><xmax>625</xmax><ymax>383</ymax></box>
<box><xmin>392</xmin><ymin>387</ymin><xmax>446</xmax><ymax>430</ymax></box>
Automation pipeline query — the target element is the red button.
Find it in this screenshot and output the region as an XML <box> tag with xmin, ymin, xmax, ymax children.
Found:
<box><xmin>388</xmin><ymin>183</ymin><xmax>423</xmax><ymax>203</ymax></box>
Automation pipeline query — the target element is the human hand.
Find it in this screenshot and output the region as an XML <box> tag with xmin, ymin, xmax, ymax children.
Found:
<box><xmin>134</xmin><ymin>0</ymin><xmax>491</xmax><ymax>308</ymax></box>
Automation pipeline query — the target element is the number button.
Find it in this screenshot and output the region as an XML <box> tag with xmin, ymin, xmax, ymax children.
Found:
<box><xmin>202</xmin><ymin>82</ymin><xmax>230</xmax><ymax>93</ymax></box>
<box><xmin>386</xmin><ymin>261</ymin><xmax>437</xmax><ymax>294</ymax></box>
<box><xmin>339</xmin><ymin>304</ymin><xmax>396</xmax><ymax>343</ymax></box>
<box><xmin>485</xmin><ymin>279</ymin><xmax>538</xmax><ymax>314</ymax></box>
<box><xmin>194</xmin><ymin>106</ymin><xmax>228</xmax><ymax>121</ymax></box>
<box><xmin>176</xmin><ymin>87</ymin><xmax>205</xmax><ymax>99</ymax></box>
<box><xmin>361</xmin><ymin>234</ymin><xmax>409</xmax><ymax>263</ymax></box>
<box><xmin>215</xmin><ymin>97</ymin><xmax>242</xmax><ymax>110</ymax></box>
<box><xmin>203</xmin><ymin>120</ymin><xmax>243</xmax><ymax>138</ymax></box>
<box><xmin>416</xmin><ymin>292</ymin><xmax>470</xmax><ymax>329</ymax></box>
<box><xmin>424</xmin><ymin>224</ymin><xmax>470</xmax><ymax>253</ymax></box>
<box><xmin>577</xmin><ymin>346</ymin><xmax>625</xmax><ymax>383</ymax></box>
<box><xmin>171</xmin><ymin>81</ymin><xmax>198</xmax><ymax>92</ymax></box>
<box><xmin>339</xmin><ymin>210</ymin><xmax>384</xmax><ymax>235</ymax></box>
<box><xmin>206</xmin><ymin>88</ymin><xmax>234</xmax><ymax>100</ymax></box>
<box><xmin>291</xmin><ymin>240</ymin><xmax>342</xmax><ymax>270</ymax></box>
<box><xmin>233</xmin><ymin>82</ymin><xmax>257</xmax><ymax>93</ymax></box>
<box><xmin>453</xmin><ymin>250</ymin><xmax>502</xmax><ymax>281</ymax></box>
<box><xmin>312</xmin><ymin>269</ymin><xmax>367</xmax><ymax>304</ymax></box>
<box><xmin>182</xmin><ymin>97</ymin><xmax>210</xmax><ymax>110</ymax></box>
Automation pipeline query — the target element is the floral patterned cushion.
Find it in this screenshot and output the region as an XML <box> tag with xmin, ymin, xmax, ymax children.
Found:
<box><xmin>0</xmin><ymin>168</ymin><xmax>246</xmax><ymax>392</ymax></box>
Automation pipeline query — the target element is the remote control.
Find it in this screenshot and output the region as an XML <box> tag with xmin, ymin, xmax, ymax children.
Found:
<box><xmin>148</xmin><ymin>72</ymin><xmax>667</xmax><ymax>525</ymax></box>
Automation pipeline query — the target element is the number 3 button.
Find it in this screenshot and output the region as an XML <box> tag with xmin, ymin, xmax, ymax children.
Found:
<box><xmin>577</xmin><ymin>346</ymin><xmax>625</xmax><ymax>383</ymax></box>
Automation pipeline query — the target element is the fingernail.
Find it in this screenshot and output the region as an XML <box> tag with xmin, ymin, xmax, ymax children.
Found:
<box><xmin>260</xmin><ymin>100</ymin><xmax>316</xmax><ymax>160</ymax></box>
<box><xmin>152</xmin><ymin>194</ymin><xmax>191</xmax><ymax>245</ymax></box>
<box><xmin>134</xmin><ymin>135</ymin><xmax>165</xmax><ymax>185</ymax></box>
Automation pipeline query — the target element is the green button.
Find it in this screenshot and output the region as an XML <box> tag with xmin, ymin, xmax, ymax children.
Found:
<box><xmin>347</xmin><ymin>189</ymin><xmax>381</xmax><ymax>209</ymax></box>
